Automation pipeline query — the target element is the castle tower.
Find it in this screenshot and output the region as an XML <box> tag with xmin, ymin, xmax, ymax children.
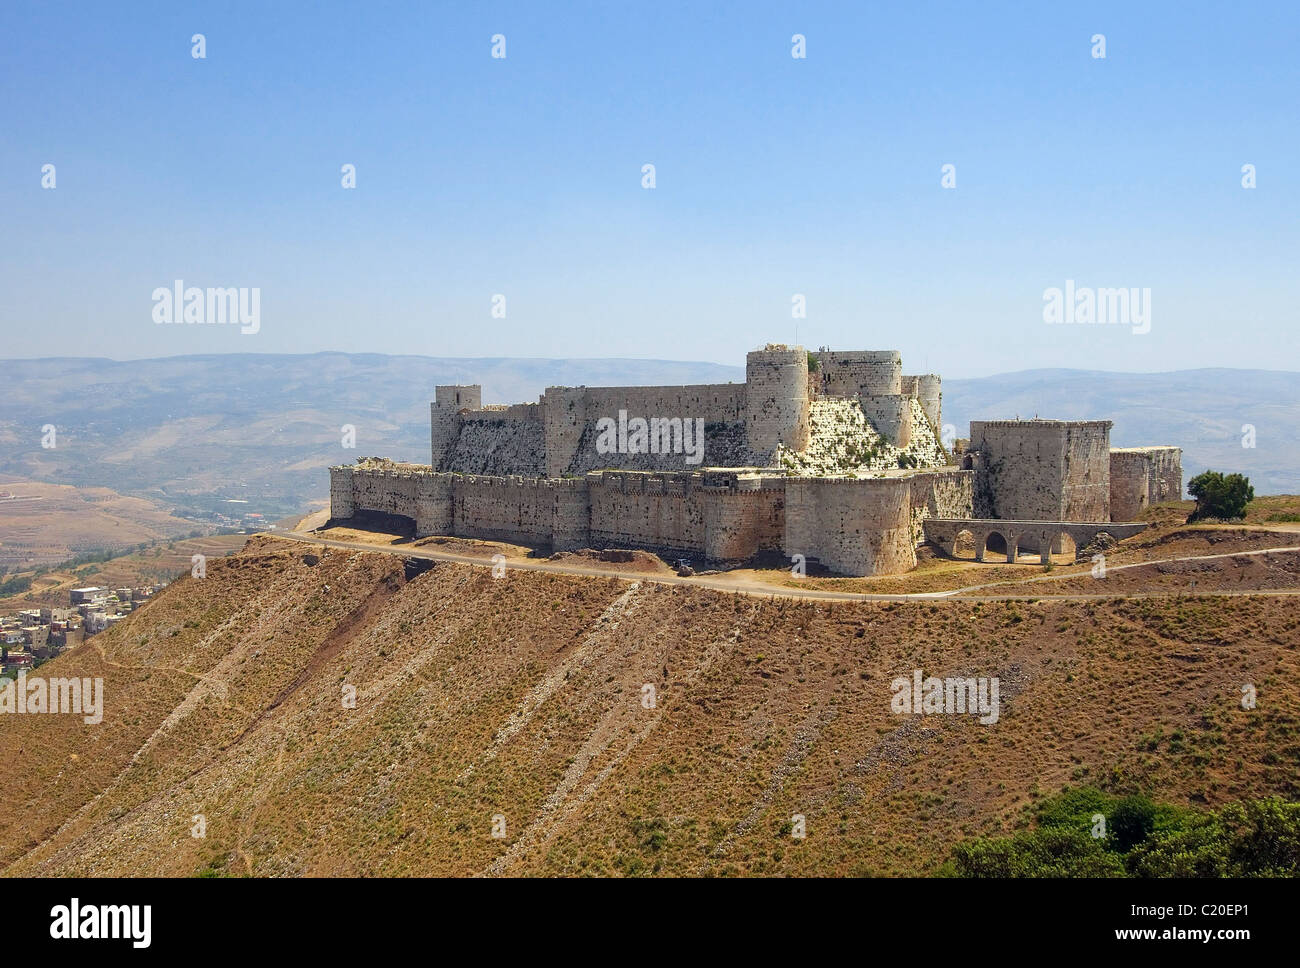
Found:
<box><xmin>915</xmin><ymin>374</ymin><xmax>942</xmax><ymax>430</ymax></box>
<box><xmin>540</xmin><ymin>386</ymin><xmax>588</xmax><ymax>478</ymax></box>
<box><xmin>744</xmin><ymin>345</ymin><xmax>809</xmax><ymax>461</ymax></box>
<box><xmin>430</xmin><ymin>385</ymin><xmax>480</xmax><ymax>469</ymax></box>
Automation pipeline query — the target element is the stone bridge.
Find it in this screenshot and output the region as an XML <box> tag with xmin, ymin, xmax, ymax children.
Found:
<box><xmin>922</xmin><ymin>518</ymin><xmax>1148</xmax><ymax>564</ymax></box>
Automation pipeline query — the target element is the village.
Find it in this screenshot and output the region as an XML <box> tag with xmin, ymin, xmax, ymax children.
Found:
<box><xmin>0</xmin><ymin>581</ymin><xmax>166</xmax><ymax>679</ymax></box>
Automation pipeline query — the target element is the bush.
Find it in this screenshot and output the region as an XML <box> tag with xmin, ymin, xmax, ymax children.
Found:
<box><xmin>945</xmin><ymin>787</ymin><xmax>1300</xmax><ymax>878</ymax></box>
<box><xmin>946</xmin><ymin>828</ymin><xmax>1126</xmax><ymax>878</ymax></box>
<box><xmin>1109</xmin><ymin>795</ymin><xmax>1157</xmax><ymax>853</ymax></box>
<box><xmin>1187</xmin><ymin>470</ymin><xmax>1254</xmax><ymax>522</ymax></box>
<box><xmin>1128</xmin><ymin>799</ymin><xmax>1300</xmax><ymax>877</ymax></box>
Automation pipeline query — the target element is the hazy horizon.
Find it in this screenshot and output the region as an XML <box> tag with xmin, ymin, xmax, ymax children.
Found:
<box><xmin>2</xmin><ymin>348</ymin><xmax>1299</xmax><ymax>383</ymax></box>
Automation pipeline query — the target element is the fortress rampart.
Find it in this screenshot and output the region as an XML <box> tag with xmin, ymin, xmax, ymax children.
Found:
<box><xmin>328</xmin><ymin>344</ymin><xmax>1178</xmax><ymax>576</ymax></box>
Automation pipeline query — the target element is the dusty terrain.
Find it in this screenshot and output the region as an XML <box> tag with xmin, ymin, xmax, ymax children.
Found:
<box><xmin>2</xmin><ymin>534</ymin><xmax>1295</xmax><ymax>877</ymax></box>
<box><xmin>0</xmin><ymin>477</ymin><xmax>199</xmax><ymax>572</ymax></box>
<box><xmin>0</xmin><ymin>534</ymin><xmax>250</xmax><ymax>613</ymax></box>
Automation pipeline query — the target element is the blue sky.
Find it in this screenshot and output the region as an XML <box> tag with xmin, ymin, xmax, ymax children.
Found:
<box><xmin>1</xmin><ymin>0</ymin><xmax>1297</xmax><ymax>377</ymax></box>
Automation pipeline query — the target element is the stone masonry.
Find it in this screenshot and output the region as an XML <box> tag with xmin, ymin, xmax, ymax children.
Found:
<box><xmin>1109</xmin><ymin>447</ymin><xmax>1183</xmax><ymax>521</ymax></box>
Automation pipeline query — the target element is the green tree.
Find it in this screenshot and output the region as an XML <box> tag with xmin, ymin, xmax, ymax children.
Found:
<box><xmin>1187</xmin><ymin>470</ymin><xmax>1254</xmax><ymax>522</ymax></box>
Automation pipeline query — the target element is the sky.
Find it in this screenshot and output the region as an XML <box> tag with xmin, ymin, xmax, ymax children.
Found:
<box><xmin>1</xmin><ymin>0</ymin><xmax>1297</xmax><ymax>378</ymax></box>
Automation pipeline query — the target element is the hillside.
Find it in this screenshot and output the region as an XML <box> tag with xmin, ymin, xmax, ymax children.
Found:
<box><xmin>3</xmin><ymin>536</ymin><xmax>1296</xmax><ymax>877</ymax></box>
<box><xmin>0</xmin><ymin>478</ymin><xmax>201</xmax><ymax>571</ymax></box>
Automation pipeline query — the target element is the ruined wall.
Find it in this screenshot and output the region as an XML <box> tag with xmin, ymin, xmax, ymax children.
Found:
<box><xmin>970</xmin><ymin>420</ymin><xmax>1112</xmax><ymax>522</ymax></box>
<box><xmin>784</xmin><ymin>476</ymin><xmax>915</xmax><ymax>576</ymax></box>
<box><xmin>1110</xmin><ymin>447</ymin><xmax>1183</xmax><ymax>521</ymax></box>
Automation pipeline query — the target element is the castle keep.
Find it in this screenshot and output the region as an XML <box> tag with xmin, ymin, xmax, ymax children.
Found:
<box><xmin>330</xmin><ymin>344</ymin><xmax>1182</xmax><ymax>576</ymax></box>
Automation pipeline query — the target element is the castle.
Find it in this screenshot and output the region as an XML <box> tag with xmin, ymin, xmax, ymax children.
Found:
<box><xmin>329</xmin><ymin>345</ymin><xmax>1182</xmax><ymax>576</ymax></box>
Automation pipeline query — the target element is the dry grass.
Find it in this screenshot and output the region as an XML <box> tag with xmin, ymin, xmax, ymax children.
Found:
<box><xmin>1</xmin><ymin>535</ymin><xmax>1295</xmax><ymax>878</ymax></box>
<box><xmin>0</xmin><ymin>478</ymin><xmax>198</xmax><ymax>573</ymax></box>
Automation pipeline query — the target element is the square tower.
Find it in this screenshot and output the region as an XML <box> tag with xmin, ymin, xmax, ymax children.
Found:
<box><xmin>430</xmin><ymin>385</ymin><xmax>481</xmax><ymax>469</ymax></box>
<box><xmin>969</xmin><ymin>419</ymin><xmax>1112</xmax><ymax>522</ymax></box>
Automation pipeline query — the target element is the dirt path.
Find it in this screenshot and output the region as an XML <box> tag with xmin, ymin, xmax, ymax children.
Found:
<box><xmin>272</xmin><ymin>531</ymin><xmax>1300</xmax><ymax>604</ymax></box>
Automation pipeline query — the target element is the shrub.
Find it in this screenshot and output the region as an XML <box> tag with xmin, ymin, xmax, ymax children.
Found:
<box><xmin>946</xmin><ymin>828</ymin><xmax>1126</xmax><ymax>878</ymax></box>
<box><xmin>1109</xmin><ymin>795</ymin><xmax>1157</xmax><ymax>853</ymax></box>
<box><xmin>945</xmin><ymin>788</ymin><xmax>1300</xmax><ymax>878</ymax></box>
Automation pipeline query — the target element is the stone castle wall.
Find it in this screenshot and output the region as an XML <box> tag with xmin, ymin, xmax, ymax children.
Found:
<box><xmin>329</xmin><ymin>347</ymin><xmax>1172</xmax><ymax>579</ymax></box>
<box><xmin>333</xmin><ymin>463</ymin><xmax>785</xmax><ymax>566</ymax></box>
<box><xmin>536</xmin><ymin>383</ymin><xmax>747</xmax><ymax>477</ymax></box>
<box><xmin>587</xmin><ymin>470</ymin><xmax>707</xmax><ymax>555</ymax></box>
<box><xmin>784</xmin><ymin>476</ymin><xmax>916</xmax><ymax>576</ymax></box>
<box><xmin>452</xmin><ymin>474</ymin><xmax>588</xmax><ymax>550</ymax></box>
<box><xmin>818</xmin><ymin>350</ymin><xmax>901</xmax><ymax>396</ymax></box>
<box><xmin>906</xmin><ymin>468</ymin><xmax>975</xmax><ymax>547</ymax></box>
<box><xmin>430</xmin><ymin>385</ymin><xmax>481</xmax><ymax>469</ymax></box>
<box><xmin>1110</xmin><ymin>447</ymin><xmax>1183</xmax><ymax>521</ymax></box>
<box><xmin>432</xmin><ymin>346</ymin><xmax>946</xmax><ymax>474</ymax></box>
<box><xmin>744</xmin><ymin>346</ymin><xmax>809</xmax><ymax>460</ymax></box>
<box><xmin>909</xmin><ymin>374</ymin><xmax>942</xmax><ymax>431</ymax></box>
<box><xmin>969</xmin><ymin>420</ymin><xmax>1112</xmax><ymax>522</ymax></box>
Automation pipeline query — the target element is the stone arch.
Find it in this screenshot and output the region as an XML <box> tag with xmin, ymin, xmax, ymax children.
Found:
<box><xmin>1051</xmin><ymin>530</ymin><xmax>1077</xmax><ymax>561</ymax></box>
<box><xmin>985</xmin><ymin>529</ymin><xmax>1020</xmax><ymax>563</ymax></box>
<box><xmin>949</xmin><ymin>528</ymin><xmax>979</xmax><ymax>561</ymax></box>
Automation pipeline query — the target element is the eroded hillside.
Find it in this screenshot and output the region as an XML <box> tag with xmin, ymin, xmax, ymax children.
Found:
<box><xmin>2</xmin><ymin>536</ymin><xmax>1297</xmax><ymax>877</ymax></box>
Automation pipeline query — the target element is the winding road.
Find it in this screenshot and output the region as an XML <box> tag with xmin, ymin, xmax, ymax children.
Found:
<box><xmin>269</xmin><ymin>530</ymin><xmax>1300</xmax><ymax>604</ymax></box>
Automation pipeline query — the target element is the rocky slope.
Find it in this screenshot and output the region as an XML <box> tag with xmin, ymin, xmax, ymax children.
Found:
<box><xmin>2</xmin><ymin>536</ymin><xmax>1296</xmax><ymax>877</ymax></box>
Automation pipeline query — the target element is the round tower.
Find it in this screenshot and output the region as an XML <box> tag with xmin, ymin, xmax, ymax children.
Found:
<box><xmin>916</xmin><ymin>374</ymin><xmax>942</xmax><ymax>430</ymax></box>
<box><xmin>744</xmin><ymin>345</ymin><xmax>809</xmax><ymax>460</ymax></box>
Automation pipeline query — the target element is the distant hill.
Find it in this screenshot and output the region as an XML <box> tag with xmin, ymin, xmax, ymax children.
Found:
<box><xmin>0</xmin><ymin>355</ymin><xmax>1294</xmax><ymax>525</ymax></box>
